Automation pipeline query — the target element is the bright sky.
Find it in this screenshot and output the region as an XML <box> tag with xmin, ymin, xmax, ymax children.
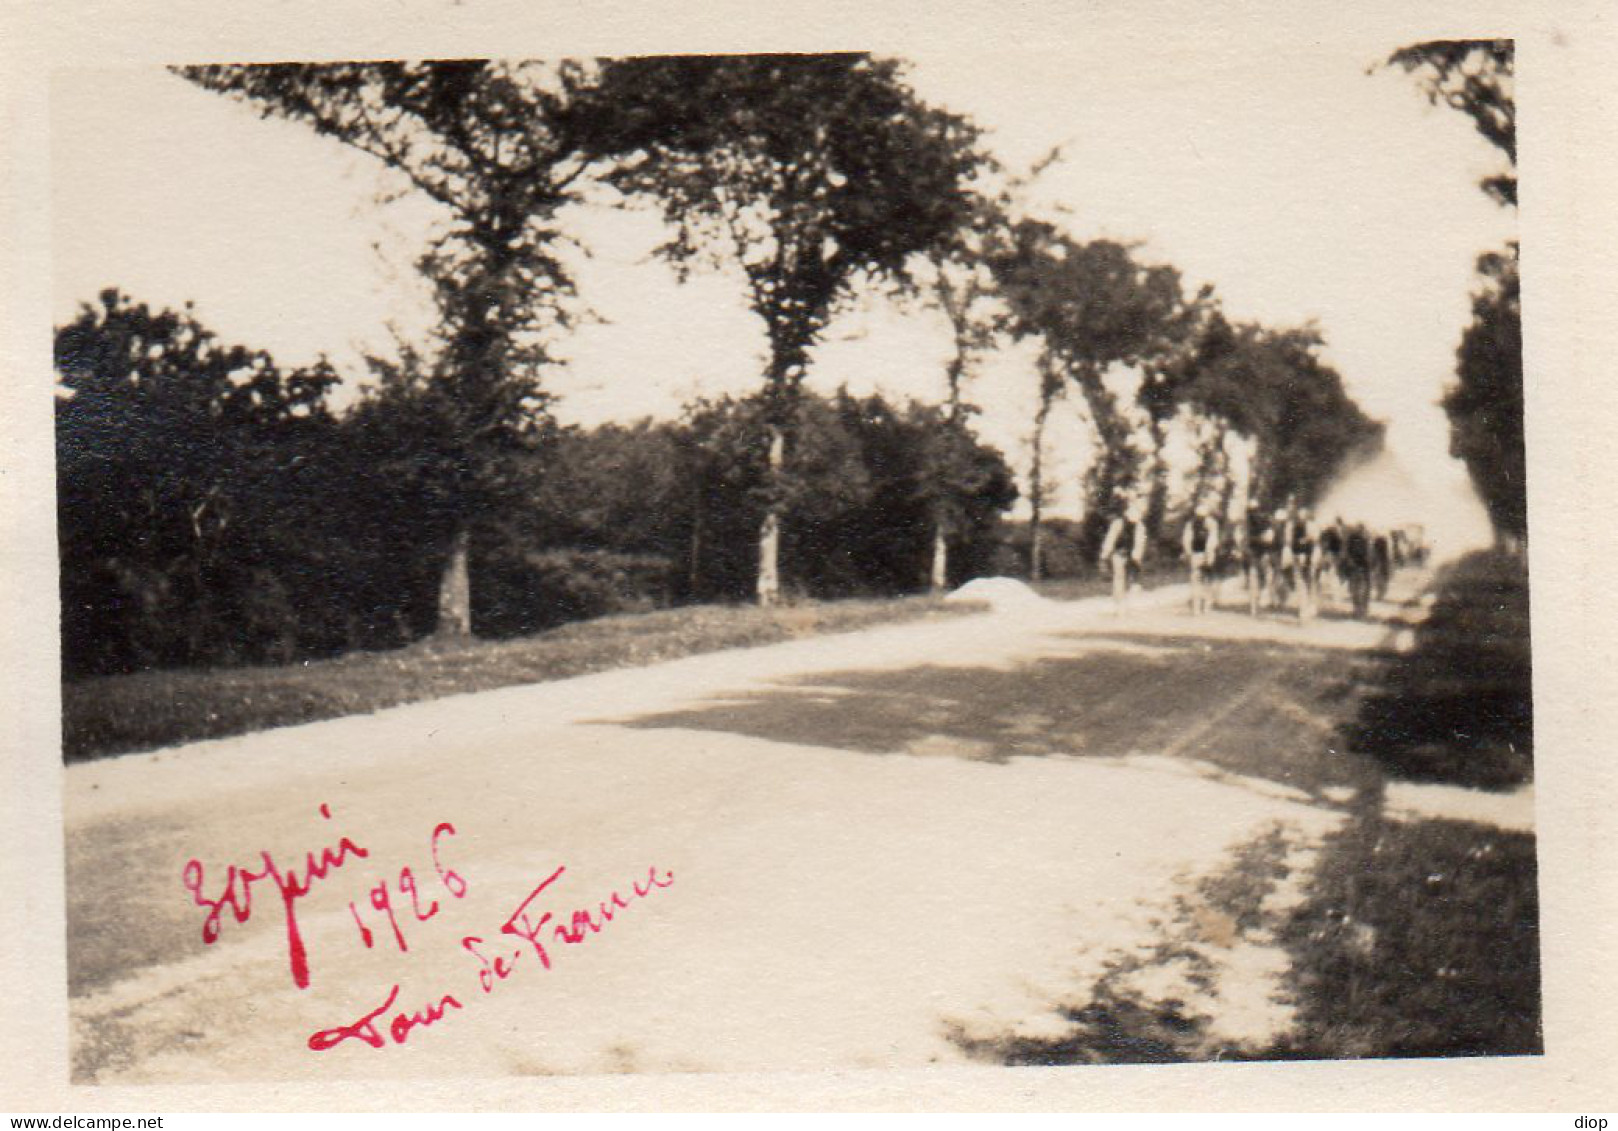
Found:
<box><xmin>51</xmin><ymin>46</ymin><xmax>1515</xmax><ymax>537</ymax></box>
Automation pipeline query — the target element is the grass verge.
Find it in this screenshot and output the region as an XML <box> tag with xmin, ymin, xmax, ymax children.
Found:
<box><xmin>960</xmin><ymin>549</ymin><xmax>1540</xmax><ymax>1064</ymax></box>
<box><xmin>968</xmin><ymin>808</ymin><xmax>1541</xmax><ymax>1065</ymax></box>
<box><xmin>1347</xmin><ymin>550</ymin><xmax>1533</xmax><ymax>788</ymax></box>
<box><xmin>1027</xmin><ymin>564</ymin><xmax>1180</xmax><ymax>603</ymax></box>
<box><xmin>1270</xmin><ymin>810</ymin><xmax>1541</xmax><ymax>1059</ymax></box>
<box><xmin>62</xmin><ymin>593</ymin><xmax>982</xmax><ymax>762</ymax></box>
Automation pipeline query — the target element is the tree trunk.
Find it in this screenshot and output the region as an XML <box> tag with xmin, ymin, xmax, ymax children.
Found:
<box><xmin>935</xmin><ymin>278</ymin><xmax>969</xmax><ymax>596</ymax></box>
<box><xmin>1029</xmin><ymin>354</ymin><xmax>1056</xmax><ymax>582</ymax></box>
<box><xmin>1071</xmin><ymin>361</ymin><xmax>1133</xmax><ymax>522</ymax></box>
<box><xmin>757</xmin><ymin>511</ymin><xmax>782</xmax><ymax>606</ymax></box>
<box><xmin>756</xmin><ymin>427</ymin><xmax>786</xmax><ymax>607</ymax></box>
<box><xmin>1145</xmin><ymin>414</ymin><xmax>1170</xmax><ymax>540</ymax></box>
<box><xmin>1028</xmin><ymin>443</ymin><xmax>1047</xmax><ymax>583</ymax></box>
<box><xmin>436</xmin><ymin>525</ymin><xmax>472</xmax><ymax>638</ymax></box>
<box><xmin>1249</xmin><ymin>451</ymin><xmax>1271</xmax><ymax>516</ymax></box>
<box><xmin>1218</xmin><ymin>455</ymin><xmax>1239</xmax><ymax>519</ymax></box>
<box><xmin>688</xmin><ymin>485</ymin><xmax>705</xmax><ymax>602</ymax></box>
<box><xmin>930</xmin><ymin>516</ymin><xmax>949</xmax><ymax>592</ymax></box>
<box><xmin>1197</xmin><ymin>418</ymin><xmax>1232</xmax><ymax>515</ymax></box>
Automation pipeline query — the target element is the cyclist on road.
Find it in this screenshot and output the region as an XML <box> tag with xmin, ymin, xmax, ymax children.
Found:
<box><xmin>1099</xmin><ymin>497</ymin><xmax>1149</xmax><ymax>615</ymax></box>
<box><xmin>1240</xmin><ymin>504</ymin><xmax>1281</xmax><ymax>617</ymax></box>
<box><xmin>1372</xmin><ymin>529</ymin><xmax>1394</xmax><ymax>602</ymax></box>
<box><xmin>1282</xmin><ymin>504</ymin><xmax>1319</xmax><ymax>622</ymax></box>
<box><xmin>1181</xmin><ymin>499</ymin><xmax>1221</xmax><ymax>616</ymax></box>
<box><xmin>1316</xmin><ymin>516</ymin><xmax>1345</xmax><ymax>607</ymax></box>
<box><xmin>1269</xmin><ymin>506</ymin><xmax>1292</xmax><ymax>613</ymax></box>
<box><xmin>1342</xmin><ymin>521</ymin><xmax>1373</xmax><ymax>618</ymax></box>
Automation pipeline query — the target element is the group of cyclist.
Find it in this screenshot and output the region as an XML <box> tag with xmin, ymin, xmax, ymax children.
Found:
<box><xmin>1098</xmin><ymin>495</ymin><xmax>1425</xmax><ymax>621</ymax></box>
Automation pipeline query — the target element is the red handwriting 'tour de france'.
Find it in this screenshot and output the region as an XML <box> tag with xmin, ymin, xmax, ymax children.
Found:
<box><xmin>307</xmin><ymin>863</ymin><xmax>674</xmax><ymax>1053</ymax></box>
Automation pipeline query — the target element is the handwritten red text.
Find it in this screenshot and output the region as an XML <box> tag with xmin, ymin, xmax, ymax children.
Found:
<box><xmin>308</xmin><ymin>863</ymin><xmax>675</xmax><ymax>1053</ymax></box>
<box><xmin>181</xmin><ymin>803</ymin><xmax>368</xmax><ymax>990</ymax></box>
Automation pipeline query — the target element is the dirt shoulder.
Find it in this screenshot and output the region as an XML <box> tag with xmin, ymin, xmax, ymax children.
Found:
<box><xmin>62</xmin><ymin>592</ymin><xmax>983</xmax><ymax>763</ymax></box>
<box><xmin>62</xmin><ymin>555</ymin><xmax>1539</xmax><ymax>1080</ymax></box>
<box><xmin>966</xmin><ymin>550</ymin><xmax>1540</xmax><ymax>1064</ymax></box>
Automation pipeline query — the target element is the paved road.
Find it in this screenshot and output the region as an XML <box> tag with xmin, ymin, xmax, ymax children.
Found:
<box><xmin>64</xmin><ymin>571</ymin><xmax>1436</xmax><ymax>1082</ymax></box>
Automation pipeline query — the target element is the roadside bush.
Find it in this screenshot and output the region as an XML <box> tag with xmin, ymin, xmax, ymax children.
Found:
<box><xmin>473</xmin><ymin>547</ymin><xmax>673</xmax><ymax>638</ymax></box>
<box><xmin>56</xmin><ymin>292</ymin><xmax>1018</xmax><ymax>678</ymax></box>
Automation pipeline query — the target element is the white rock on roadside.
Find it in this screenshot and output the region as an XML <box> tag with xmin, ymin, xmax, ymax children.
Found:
<box><xmin>944</xmin><ymin>576</ymin><xmax>1049</xmax><ymax>611</ymax></box>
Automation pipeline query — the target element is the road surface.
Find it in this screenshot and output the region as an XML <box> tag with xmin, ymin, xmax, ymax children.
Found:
<box><xmin>65</xmin><ymin>570</ymin><xmax>1442</xmax><ymax>1082</ymax></box>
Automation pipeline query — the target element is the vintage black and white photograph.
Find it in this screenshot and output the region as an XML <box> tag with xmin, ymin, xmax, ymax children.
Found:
<box><xmin>45</xmin><ymin>37</ymin><xmax>1541</xmax><ymax>1089</ymax></box>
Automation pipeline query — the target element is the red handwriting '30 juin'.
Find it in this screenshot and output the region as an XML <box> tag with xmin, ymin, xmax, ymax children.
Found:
<box><xmin>306</xmin><ymin>864</ymin><xmax>675</xmax><ymax>1053</ymax></box>
<box><xmin>181</xmin><ymin>806</ymin><xmax>465</xmax><ymax>989</ymax></box>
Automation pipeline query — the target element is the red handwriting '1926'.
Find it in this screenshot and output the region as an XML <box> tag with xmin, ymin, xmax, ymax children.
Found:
<box><xmin>347</xmin><ymin>822</ymin><xmax>468</xmax><ymax>955</ymax></box>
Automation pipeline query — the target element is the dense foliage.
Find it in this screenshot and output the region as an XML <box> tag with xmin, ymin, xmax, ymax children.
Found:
<box><xmin>58</xmin><ymin>54</ymin><xmax>1392</xmax><ymax>678</ymax></box>
<box><xmin>987</xmin><ymin>219</ymin><xmax>1380</xmax><ymax>552</ymax></box>
<box><xmin>56</xmin><ymin>291</ymin><xmax>342</xmax><ymax>673</ymax></box>
<box><xmin>595</xmin><ymin>54</ymin><xmax>990</xmax><ymax>603</ymax></box>
<box><xmin>1389</xmin><ymin>39</ymin><xmax>1523</xmax><ymax>542</ymax></box>
<box><xmin>55</xmin><ymin>294</ymin><xmax>1015</xmax><ymax>676</ymax></box>
<box><xmin>1445</xmin><ymin>246</ymin><xmax>1524</xmax><ymax>539</ymax></box>
<box><xmin>178</xmin><ymin>61</ymin><xmax>628</xmax><ymax>634</ymax></box>
<box><xmin>1386</xmin><ymin>40</ymin><xmax>1515</xmax><ymax>208</ymax></box>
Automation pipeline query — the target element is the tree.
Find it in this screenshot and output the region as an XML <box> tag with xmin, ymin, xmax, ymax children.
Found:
<box><xmin>55</xmin><ymin>289</ymin><xmax>338</xmax><ymax>673</ymax></box>
<box><xmin>1025</xmin><ymin>348</ymin><xmax>1065</xmax><ymax>580</ymax></box>
<box><xmin>908</xmin><ymin>195</ymin><xmax>1007</xmax><ymax>589</ymax></box>
<box><xmin>819</xmin><ymin>391</ymin><xmax>1016</xmax><ymax>594</ymax></box>
<box><xmin>335</xmin><ymin>343</ymin><xmax>552</xmax><ymax>640</ymax></box>
<box><xmin>599</xmin><ymin>54</ymin><xmax>987</xmax><ymax>604</ymax></box>
<box><xmin>1133</xmin><ymin>282</ymin><xmax>1217</xmax><ymax>532</ymax></box>
<box><xmin>1385</xmin><ymin>39</ymin><xmax>1515</xmax><ymax>207</ymax></box>
<box><xmin>1387</xmin><ymin>39</ymin><xmax>1524</xmax><ymax>544</ymax></box>
<box><xmin>1132</xmin><ymin>306</ymin><xmax>1382</xmax><ymax>519</ymax></box>
<box><xmin>1446</xmin><ymin>245</ymin><xmax>1524</xmax><ymax>540</ymax></box>
<box><xmin>667</xmin><ymin>388</ymin><xmax>1014</xmax><ymax>601</ymax></box>
<box><xmin>990</xmin><ymin>221</ymin><xmax>1186</xmax><ymax>550</ymax></box>
<box><xmin>678</xmin><ymin>394</ymin><xmax>774</xmax><ymax>603</ymax></box>
<box><xmin>1234</xmin><ymin>324</ymin><xmax>1382</xmax><ymax>511</ymax></box>
<box><xmin>674</xmin><ymin>389</ymin><xmax>878</xmax><ymax>601</ymax></box>
<box><xmin>179</xmin><ymin>61</ymin><xmax>627</xmax><ymax>636</ymax></box>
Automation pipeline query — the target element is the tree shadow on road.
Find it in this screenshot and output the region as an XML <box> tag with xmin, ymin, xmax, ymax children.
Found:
<box><xmin>600</xmin><ymin>635</ymin><xmax>1384</xmax><ymax>799</ymax></box>
<box><xmin>1340</xmin><ymin>554</ymin><xmax>1532</xmax><ymax>790</ymax></box>
<box><xmin>948</xmin><ymin>553</ymin><xmax>1540</xmax><ymax>1067</ymax></box>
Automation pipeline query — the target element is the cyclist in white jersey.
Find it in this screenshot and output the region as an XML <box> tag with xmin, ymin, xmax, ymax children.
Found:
<box><xmin>1181</xmin><ymin>499</ymin><xmax>1221</xmax><ymax>616</ymax></box>
<box><xmin>1098</xmin><ymin>499</ymin><xmax>1148</xmax><ymax>615</ymax></box>
<box><xmin>1285</xmin><ymin>507</ymin><xmax>1320</xmax><ymax>623</ymax></box>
